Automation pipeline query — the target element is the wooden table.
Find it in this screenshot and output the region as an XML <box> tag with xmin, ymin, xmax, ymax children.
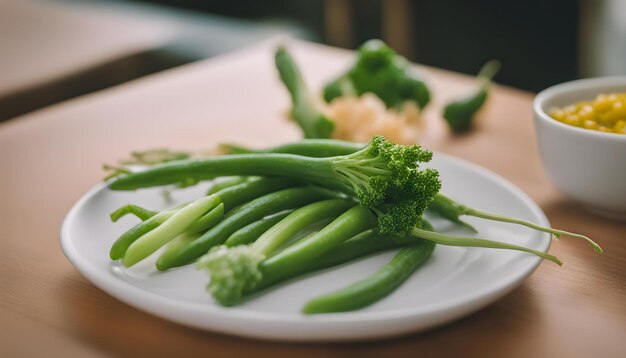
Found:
<box><xmin>1</xmin><ymin>40</ymin><xmax>624</xmax><ymax>357</ymax></box>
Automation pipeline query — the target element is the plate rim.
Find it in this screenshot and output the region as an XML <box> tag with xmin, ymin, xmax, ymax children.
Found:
<box><xmin>60</xmin><ymin>152</ymin><xmax>550</xmax><ymax>338</ymax></box>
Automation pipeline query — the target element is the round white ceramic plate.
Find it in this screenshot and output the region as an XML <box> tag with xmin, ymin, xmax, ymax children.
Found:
<box><xmin>61</xmin><ymin>153</ymin><xmax>550</xmax><ymax>341</ymax></box>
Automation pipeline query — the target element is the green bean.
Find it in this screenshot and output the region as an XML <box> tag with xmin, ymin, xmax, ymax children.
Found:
<box><xmin>156</xmin><ymin>186</ymin><xmax>337</xmax><ymax>270</ymax></box>
<box><xmin>110</xmin><ymin>204</ymin><xmax>158</xmax><ymax>222</ymax></box>
<box><xmin>109</xmin><ymin>204</ymin><xmax>184</xmax><ymax>260</ymax></box>
<box><xmin>257</xmin><ymin>206</ymin><xmax>377</xmax><ymax>285</ymax></box>
<box><xmin>302</xmin><ymin>240</ymin><xmax>435</xmax><ymax>314</ymax></box>
<box><xmin>183</xmin><ymin>203</ymin><xmax>224</xmax><ymax>234</ymax></box>
<box><xmin>206</xmin><ymin>176</ymin><xmax>250</xmax><ymax>195</ymax></box>
<box><xmin>123</xmin><ymin>195</ymin><xmax>221</xmax><ymax>267</ymax></box>
<box><xmin>109</xmin><ymin>177</ymin><xmax>296</xmax><ymax>260</ymax></box>
<box><xmin>220</xmin><ymin>139</ymin><xmax>364</xmax><ymax>157</ymax></box>
<box><xmin>214</xmin><ymin>177</ymin><xmax>298</xmax><ymax>212</ymax></box>
<box><xmin>251</xmin><ymin>229</ymin><xmax>409</xmax><ymax>292</ymax></box>
<box><xmin>224</xmin><ymin>210</ymin><xmax>292</xmax><ymax>247</ymax></box>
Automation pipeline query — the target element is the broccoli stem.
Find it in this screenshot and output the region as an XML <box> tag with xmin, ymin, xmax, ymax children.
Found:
<box><xmin>410</xmin><ymin>226</ymin><xmax>562</xmax><ymax>265</ymax></box>
<box><xmin>432</xmin><ymin>194</ymin><xmax>603</xmax><ymax>254</ymax></box>
<box><xmin>123</xmin><ymin>195</ymin><xmax>222</xmax><ymax>267</ymax></box>
<box><xmin>275</xmin><ymin>46</ymin><xmax>335</xmax><ymax>139</ymax></box>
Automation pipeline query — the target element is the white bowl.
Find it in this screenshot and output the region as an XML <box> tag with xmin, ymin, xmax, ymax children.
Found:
<box><xmin>533</xmin><ymin>76</ymin><xmax>626</xmax><ymax>219</ymax></box>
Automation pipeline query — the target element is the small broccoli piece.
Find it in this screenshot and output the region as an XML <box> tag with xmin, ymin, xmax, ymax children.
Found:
<box><xmin>275</xmin><ymin>46</ymin><xmax>335</xmax><ymax>139</ymax></box>
<box><xmin>324</xmin><ymin>39</ymin><xmax>431</xmax><ymax>110</ymax></box>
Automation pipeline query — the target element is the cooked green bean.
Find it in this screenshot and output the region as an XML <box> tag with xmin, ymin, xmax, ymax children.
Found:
<box><xmin>123</xmin><ymin>195</ymin><xmax>221</xmax><ymax>267</ymax></box>
<box><xmin>256</xmin><ymin>206</ymin><xmax>377</xmax><ymax>286</ymax></box>
<box><xmin>206</xmin><ymin>176</ymin><xmax>250</xmax><ymax>195</ymax></box>
<box><xmin>220</xmin><ymin>139</ymin><xmax>364</xmax><ymax>157</ymax></box>
<box><xmin>156</xmin><ymin>186</ymin><xmax>337</xmax><ymax>270</ymax></box>
<box><xmin>110</xmin><ymin>204</ymin><xmax>158</xmax><ymax>222</ymax></box>
<box><xmin>251</xmin><ymin>229</ymin><xmax>411</xmax><ymax>293</ymax></box>
<box><xmin>303</xmin><ymin>239</ymin><xmax>435</xmax><ymax>314</ymax></box>
<box><xmin>224</xmin><ymin>210</ymin><xmax>292</xmax><ymax>247</ymax></box>
<box><xmin>109</xmin><ymin>177</ymin><xmax>297</xmax><ymax>260</ymax></box>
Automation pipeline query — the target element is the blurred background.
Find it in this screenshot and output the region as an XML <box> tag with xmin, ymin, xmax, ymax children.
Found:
<box><xmin>1</xmin><ymin>0</ymin><xmax>625</xmax><ymax>121</ymax></box>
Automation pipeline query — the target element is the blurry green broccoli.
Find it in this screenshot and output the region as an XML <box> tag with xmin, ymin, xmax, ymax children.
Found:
<box><xmin>324</xmin><ymin>39</ymin><xmax>431</xmax><ymax>110</ymax></box>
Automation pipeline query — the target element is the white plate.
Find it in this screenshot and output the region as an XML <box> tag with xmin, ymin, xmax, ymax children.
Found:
<box><xmin>61</xmin><ymin>153</ymin><xmax>550</xmax><ymax>341</ymax></box>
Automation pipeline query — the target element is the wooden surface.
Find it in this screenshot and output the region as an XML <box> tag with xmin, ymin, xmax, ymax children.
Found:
<box><xmin>1</xmin><ymin>40</ymin><xmax>624</xmax><ymax>357</ymax></box>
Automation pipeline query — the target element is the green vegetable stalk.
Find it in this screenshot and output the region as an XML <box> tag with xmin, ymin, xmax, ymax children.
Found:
<box><xmin>108</xmin><ymin>177</ymin><xmax>299</xmax><ymax>261</ymax></box>
<box><xmin>324</xmin><ymin>39</ymin><xmax>431</xmax><ymax>110</ymax></box>
<box><xmin>223</xmin><ymin>210</ymin><xmax>292</xmax><ymax>247</ymax></box>
<box><xmin>123</xmin><ymin>195</ymin><xmax>221</xmax><ymax>267</ymax></box>
<box><xmin>443</xmin><ymin>60</ymin><xmax>501</xmax><ymax>133</ymax></box>
<box><xmin>275</xmin><ymin>46</ymin><xmax>335</xmax><ymax>139</ymax></box>
<box><xmin>303</xmin><ymin>221</ymin><xmax>436</xmax><ymax>314</ymax></box>
<box><xmin>156</xmin><ymin>186</ymin><xmax>337</xmax><ymax>270</ymax></box>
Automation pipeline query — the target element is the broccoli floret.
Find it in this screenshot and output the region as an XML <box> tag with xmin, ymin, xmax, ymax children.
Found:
<box><xmin>324</xmin><ymin>39</ymin><xmax>431</xmax><ymax>110</ymax></box>
<box><xmin>196</xmin><ymin>245</ymin><xmax>265</xmax><ymax>305</ymax></box>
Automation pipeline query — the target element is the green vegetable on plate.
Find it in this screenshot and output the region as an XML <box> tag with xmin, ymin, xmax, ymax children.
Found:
<box><xmin>197</xmin><ymin>199</ymin><xmax>355</xmax><ymax>305</ymax></box>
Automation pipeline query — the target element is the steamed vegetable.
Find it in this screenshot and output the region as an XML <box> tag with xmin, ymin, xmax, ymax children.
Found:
<box><xmin>443</xmin><ymin>60</ymin><xmax>501</xmax><ymax>133</ymax></box>
<box><xmin>197</xmin><ymin>199</ymin><xmax>355</xmax><ymax>305</ymax></box>
<box><xmin>220</xmin><ymin>139</ymin><xmax>600</xmax><ymax>252</ymax></box>
<box><xmin>324</xmin><ymin>39</ymin><xmax>430</xmax><ymax>110</ymax></box>
<box><xmin>224</xmin><ymin>210</ymin><xmax>292</xmax><ymax>247</ymax></box>
<box><xmin>220</xmin><ymin>139</ymin><xmax>363</xmax><ymax>157</ymax></box>
<box><xmin>156</xmin><ymin>186</ymin><xmax>337</xmax><ymax>270</ymax></box>
<box><xmin>123</xmin><ymin>195</ymin><xmax>221</xmax><ymax>267</ymax></box>
<box><xmin>275</xmin><ymin>46</ymin><xmax>335</xmax><ymax>139</ymax></box>
<box><xmin>108</xmin><ymin>177</ymin><xmax>298</xmax><ymax>260</ymax></box>
<box><xmin>108</xmin><ymin>136</ymin><xmax>442</xmax><ymax>236</ymax></box>
<box><xmin>303</xmin><ymin>220</ymin><xmax>436</xmax><ymax>314</ymax></box>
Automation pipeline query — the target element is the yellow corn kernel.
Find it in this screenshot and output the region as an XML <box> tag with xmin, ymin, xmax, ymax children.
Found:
<box><xmin>593</xmin><ymin>95</ymin><xmax>612</xmax><ymax>112</ymax></box>
<box><xmin>549</xmin><ymin>109</ymin><xmax>566</xmax><ymax>121</ymax></box>
<box><xmin>551</xmin><ymin>92</ymin><xmax>626</xmax><ymax>134</ymax></box>
<box><xmin>578</xmin><ymin>106</ymin><xmax>595</xmax><ymax>121</ymax></box>
<box><xmin>564</xmin><ymin>114</ymin><xmax>581</xmax><ymax>126</ymax></box>
<box><xmin>563</xmin><ymin>105</ymin><xmax>577</xmax><ymax>114</ymax></box>
<box><xmin>583</xmin><ymin>120</ymin><xmax>599</xmax><ymax>130</ymax></box>
<box><xmin>612</xmin><ymin>101</ymin><xmax>626</xmax><ymax>118</ymax></box>
<box><xmin>598</xmin><ymin>111</ymin><xmax>619</xmax><ymax>126</ymax></box>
